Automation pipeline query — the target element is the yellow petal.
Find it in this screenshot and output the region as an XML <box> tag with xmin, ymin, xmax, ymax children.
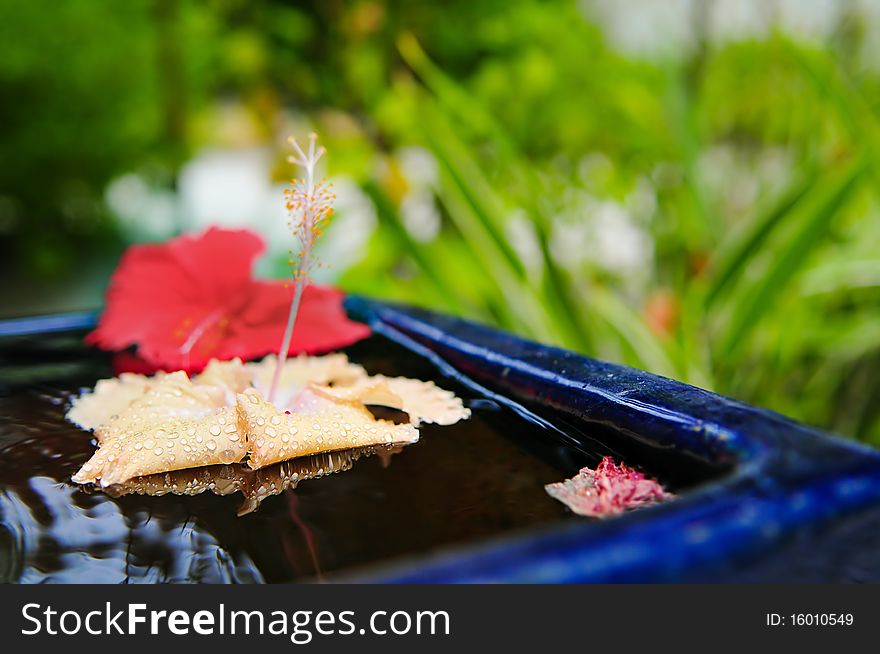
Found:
<box><xmin>238</xmin><ymin>388</ymin><xmax>418</xmax><ymax>469</ymax></box>
<box><xmin>72</xmin><ymin>404</ymin><xmax>247</xmax><ymax>487</ymax></box>
<box><xmin>245</xmin><ymin>353</ymin><xmax>367</xmax><ymax>406</ymax></box>
<box><xmin>96</xmin><ymin>371</ymin><xmax>218</xmax><ymax>437</ymax></box>
<box><xmin>72</xmin><ymin>373</ymin><xmax>248</xmax><ymax>486</ymax></box>
<box><xmin>313</xmin><ymin>375</ymin><xmax>470</xmax><ymax>426</ymax></box>
<box><xmin>66</xmin><ymin>372</ymin><xmax>153</xmax><ymax>432</ymax></box>
<box><xmin>194</xmin><ymin>358</ymin><xmax>251</xmax><ymax>405</ymax></box>
<box><xmin>311</xmin><ymin>378</ymin><xmax>404</xmax><ymax>410</ymax></box>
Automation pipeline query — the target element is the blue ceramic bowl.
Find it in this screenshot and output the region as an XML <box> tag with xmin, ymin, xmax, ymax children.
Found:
<box><xmin>344</xmin><ymin>296</ymin><xmax>880</xmax><ymax>582</ymax></box>
<box><xmin>4</xmin><ymin>301</ymin><xmax>880</xmax><ymax>582</ymax></box>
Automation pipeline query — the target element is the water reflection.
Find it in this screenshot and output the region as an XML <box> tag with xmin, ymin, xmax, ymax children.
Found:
<box><xmin>98</xmin><ymin>446</ymin><xmax>404</xmax><ymax>517</ymax></box>
<box><xmin>0</xmin><ymin>418</ymin><xmax>266</xmax><ymax>583</ymax></box>
<box><xmin>0</xmin><ymin>477</ymin><xmax>263</xmax><ymax>583</ymax></box>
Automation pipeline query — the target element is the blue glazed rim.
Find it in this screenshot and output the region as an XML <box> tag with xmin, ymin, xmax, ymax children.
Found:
<box><xmin>3</xmin><ymin>303</ymin><xmax>880</xmax><ymax>582</ymax></box>
<box><xmin>343</xmin><ymin>296</ymin><xmax>880</xmax><ymax>582</ymax></box>
<box><xmin>0</xmin><ymin>311</ymin><xmax>96</xmax><ymax>338</ymax></box>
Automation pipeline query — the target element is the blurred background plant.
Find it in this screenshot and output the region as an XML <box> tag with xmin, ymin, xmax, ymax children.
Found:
<box><xmin>2</xmin><ymin>0</ymin><xmax>880</xmax><ymax>444</ymax></box>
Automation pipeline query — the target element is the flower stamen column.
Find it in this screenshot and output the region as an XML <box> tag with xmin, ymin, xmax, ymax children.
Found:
<box><xmin>269</xmin><ymin>133</ymin><xmax>335</xmax><ymax>403</ymax></box>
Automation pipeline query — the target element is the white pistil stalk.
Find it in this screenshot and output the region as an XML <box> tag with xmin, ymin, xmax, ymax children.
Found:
<box><xmin>268</xmin><ymin>133</ymin><xmax>334</xmax><ymax>404</ymax></box>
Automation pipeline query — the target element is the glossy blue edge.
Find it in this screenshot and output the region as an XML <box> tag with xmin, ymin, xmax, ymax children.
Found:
<box><xmin>344</xmin><ymin>296</ymin><xmax>880</xmax><ymax>582</ymax></box>
<box><xmin>0</xmin><ymin>311</ymin><xmax>96</xmax><ymax>337</ymax></box>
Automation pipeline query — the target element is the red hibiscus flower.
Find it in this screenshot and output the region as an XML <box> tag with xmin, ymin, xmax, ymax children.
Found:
<box><xmin>87</xmin><ymin>227</ymin><xmax>370</xmax><ymax>372</ymax></box>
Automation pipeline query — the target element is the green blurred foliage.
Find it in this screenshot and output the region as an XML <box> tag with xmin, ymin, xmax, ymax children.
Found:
<box><xmin>1</xmin><ymin>0</ymin><xmax>879</xmax><ymax>444</ymax></box>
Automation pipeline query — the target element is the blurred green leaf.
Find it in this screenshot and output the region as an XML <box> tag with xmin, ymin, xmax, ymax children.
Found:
<box><xmin>716</xmin><ymin>159</ymin><xmax>863</xmax><ymax>359</ymax></box>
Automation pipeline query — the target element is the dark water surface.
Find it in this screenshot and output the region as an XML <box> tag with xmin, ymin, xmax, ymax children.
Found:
<box><xmin>0</xmin><ymin>332</ymin><xmax>600</xmax><ymax>583</ymax></box>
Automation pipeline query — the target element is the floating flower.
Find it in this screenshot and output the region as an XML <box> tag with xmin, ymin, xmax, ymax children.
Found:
<box><xmin>86</xmin><ymin>226</ymin><xmax>370</xmax><ymax>371</ymax></box>
<box><xmin>545</xmin><ymin>456</ymin><xmax>672</xmax><ymax>518</ymax></box>
<box><xmin>68</xmin><ymin>132</ymin><xmax>471</xmax><ymax>498</ymax></box>
<box><xmin>68</xmin><ymin>355</ymin><xmax>469</xmax><ymax>487</ymax></box>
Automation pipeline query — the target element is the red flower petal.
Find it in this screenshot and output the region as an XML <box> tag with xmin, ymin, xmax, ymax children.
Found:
<box><xmin>88</xmin><ymin>227</ymin><xmax>369</xmax><ymax>371</ymax></box>
<box><xmin>545</xmin><ymin>456</ymin><xmax>672</xmax><ymax>518</ymax></box>
<box><xmin>219</xmin><ymin>282</ymin><xmax>370</xmax><ymax>362</ymax></box>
